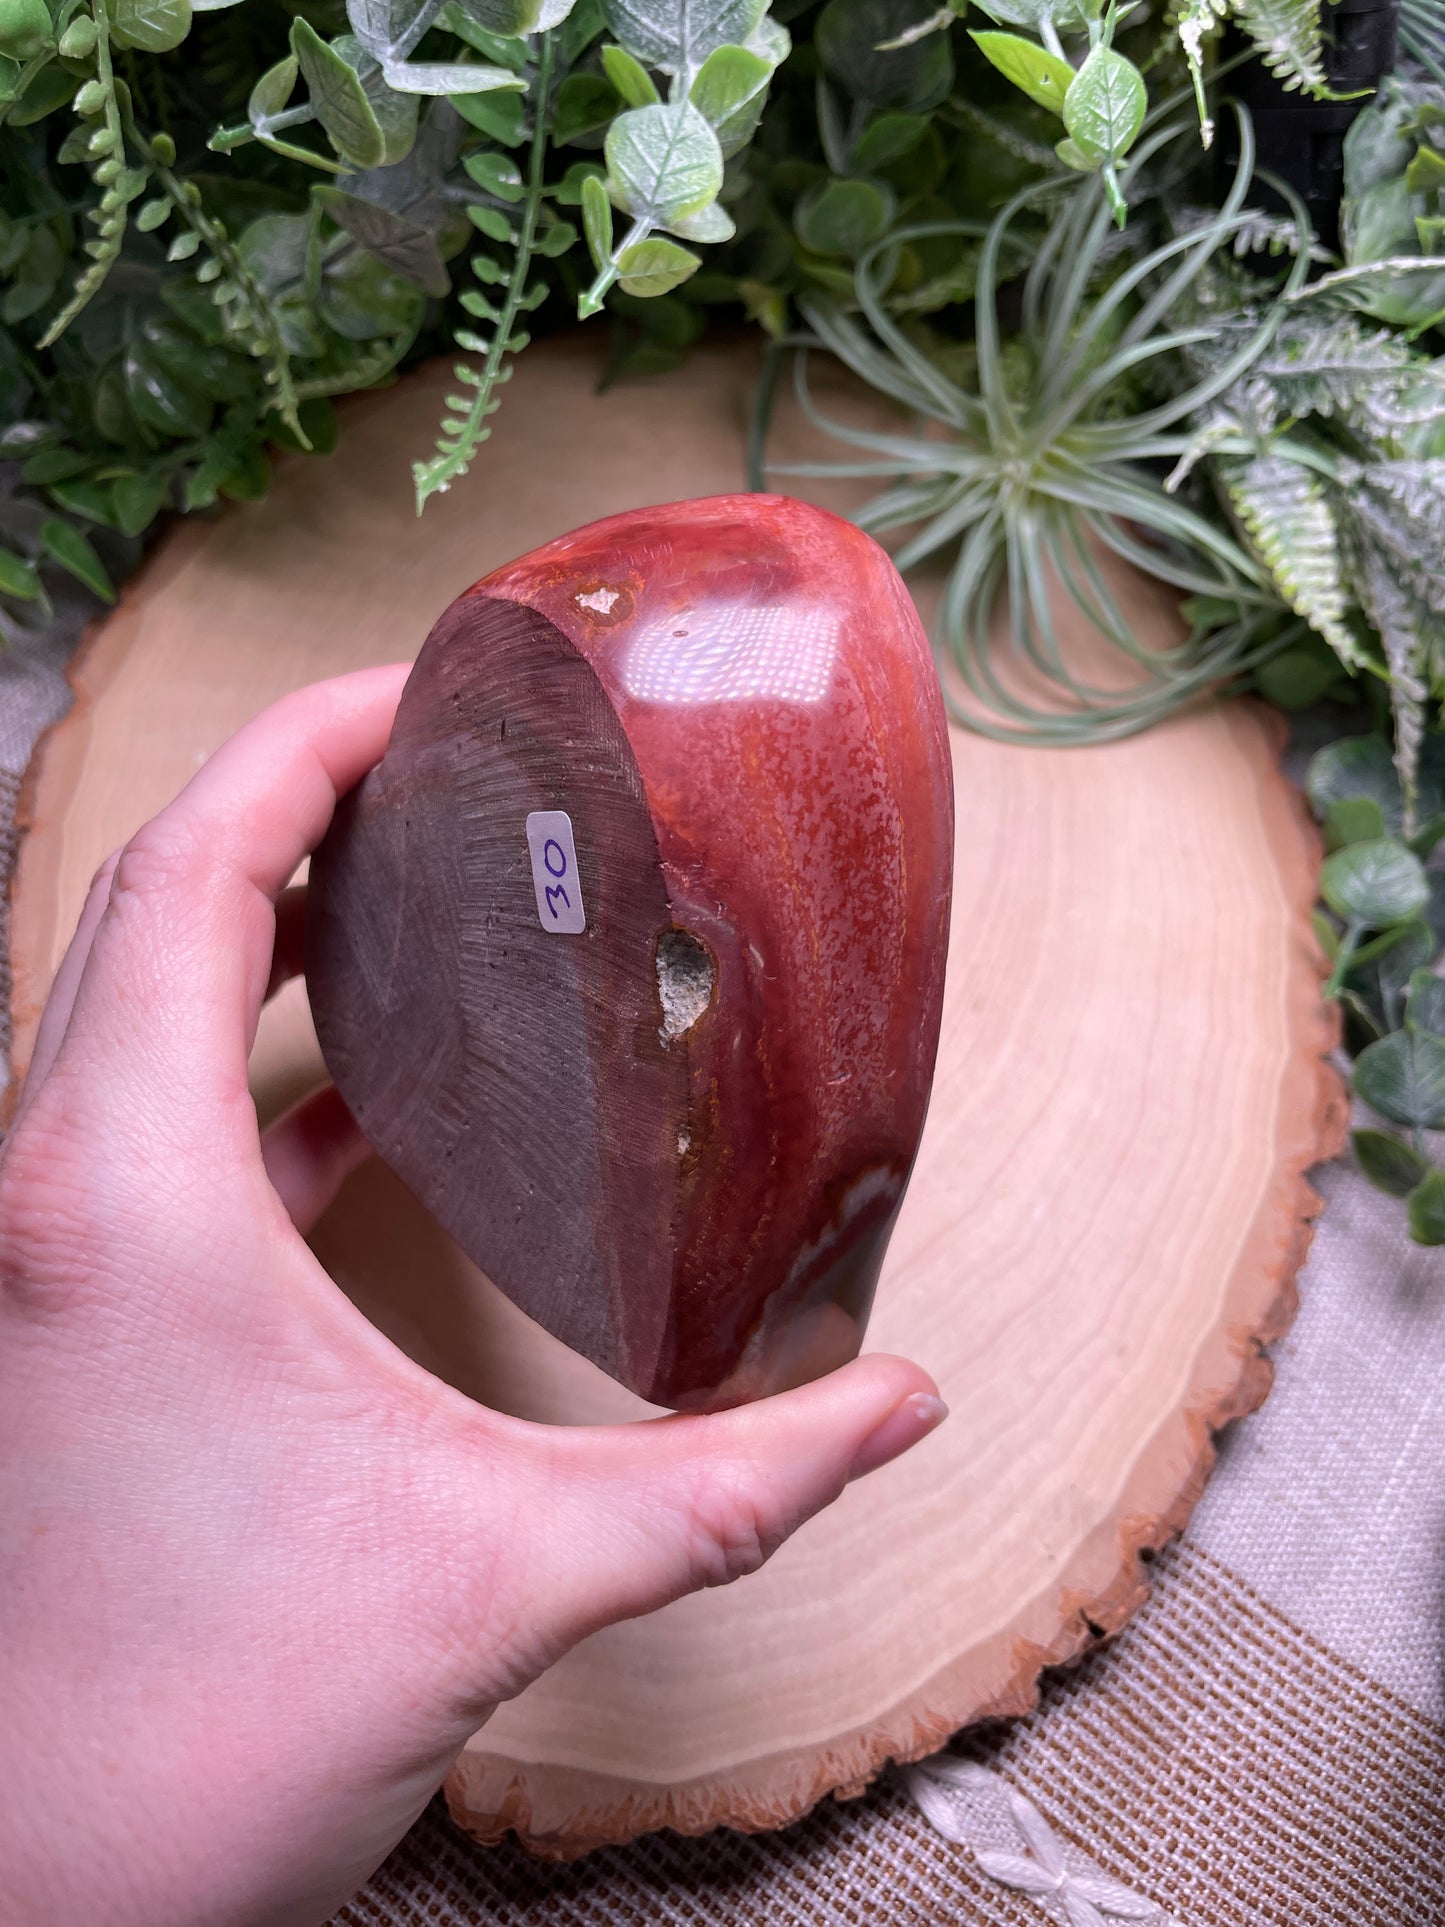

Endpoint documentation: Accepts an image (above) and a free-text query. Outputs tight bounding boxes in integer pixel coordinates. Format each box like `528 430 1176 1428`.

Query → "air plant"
761 107 1312 744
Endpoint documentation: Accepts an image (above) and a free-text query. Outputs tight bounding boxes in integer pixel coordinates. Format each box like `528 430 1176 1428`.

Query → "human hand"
0 668 946 1927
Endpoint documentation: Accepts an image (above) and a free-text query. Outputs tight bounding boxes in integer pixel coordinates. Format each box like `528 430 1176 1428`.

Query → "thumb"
503 1356 946 1668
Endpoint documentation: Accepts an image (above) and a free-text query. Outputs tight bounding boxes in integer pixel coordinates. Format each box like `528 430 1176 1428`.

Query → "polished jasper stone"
306 495 954 1411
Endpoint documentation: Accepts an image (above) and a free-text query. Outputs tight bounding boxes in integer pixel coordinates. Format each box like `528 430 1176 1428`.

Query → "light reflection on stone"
621 598 840 707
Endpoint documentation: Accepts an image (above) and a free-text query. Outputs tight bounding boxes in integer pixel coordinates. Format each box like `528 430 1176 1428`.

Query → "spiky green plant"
762 109 1309 743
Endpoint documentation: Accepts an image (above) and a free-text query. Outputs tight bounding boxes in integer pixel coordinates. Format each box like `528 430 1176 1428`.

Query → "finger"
17 847 121 1113
265 884 310 1005
260 1083 370 1235
54 665 410 1111
488 1355 947 1673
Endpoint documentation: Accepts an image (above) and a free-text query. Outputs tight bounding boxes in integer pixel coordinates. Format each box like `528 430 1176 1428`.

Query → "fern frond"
138 153 303 440
1230 210 1332 262
413 33 555 511
1224 450 1359 660
1254 315 1439 422
1348 459 1445 613
1165 406 1244 489
1344 519 1441 807
1235 0 1329 96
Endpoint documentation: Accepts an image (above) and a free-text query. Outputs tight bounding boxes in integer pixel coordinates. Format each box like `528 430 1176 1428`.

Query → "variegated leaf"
1343 517 1441 807
1236 0 1328 94
1224 452 1360 664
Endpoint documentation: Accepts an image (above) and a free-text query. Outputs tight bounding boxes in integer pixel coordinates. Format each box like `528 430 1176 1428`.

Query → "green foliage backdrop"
2 0 1444 1237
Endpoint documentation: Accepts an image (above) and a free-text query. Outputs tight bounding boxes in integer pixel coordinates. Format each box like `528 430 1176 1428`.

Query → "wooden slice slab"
6 336 1346 1858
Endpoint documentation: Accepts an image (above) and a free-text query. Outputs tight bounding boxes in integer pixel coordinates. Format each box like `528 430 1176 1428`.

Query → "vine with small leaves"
412 26 555 504
127 124 305 438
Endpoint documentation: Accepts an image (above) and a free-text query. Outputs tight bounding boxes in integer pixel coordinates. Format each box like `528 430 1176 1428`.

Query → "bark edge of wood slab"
304 493 955 1412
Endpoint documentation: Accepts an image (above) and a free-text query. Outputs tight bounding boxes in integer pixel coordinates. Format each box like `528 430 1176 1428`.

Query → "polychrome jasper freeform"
305 495 954 1410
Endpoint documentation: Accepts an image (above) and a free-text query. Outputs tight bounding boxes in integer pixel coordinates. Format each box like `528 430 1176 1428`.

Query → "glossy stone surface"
306 495 954 1410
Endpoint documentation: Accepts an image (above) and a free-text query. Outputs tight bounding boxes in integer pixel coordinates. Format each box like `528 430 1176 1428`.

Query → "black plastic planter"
1221 0 1401 250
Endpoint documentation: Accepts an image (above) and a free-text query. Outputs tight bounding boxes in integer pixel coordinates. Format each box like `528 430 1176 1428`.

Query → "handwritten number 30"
543 837 571 917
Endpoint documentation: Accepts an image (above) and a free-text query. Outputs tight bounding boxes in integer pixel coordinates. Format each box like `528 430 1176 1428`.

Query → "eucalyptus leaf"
1062 45 1145 165
601 42 658 105
383 56 523 93
1353 1027 1445 1129
851 111 930 168
249 54 300 128
1346 918 1437 1036
616 234 701 294
237 212 312 294
0 0 54 60
794 176 895 256
452 87 525 140
1352 1126 1430 1197
347 0 439 64
1320 838 1430 928
969 0 1088 30
453 0 577 28
605 99 723 227
669 198 735 241
970 30 1074 117
315 186 451 294
1408 969 1445 1038
690 44 772 155
604 0 765 80
553 71 622 143
1325 796 1386 848
1408 1169 1445 1245
319 246 426 337
7 62 77 124
334 34 420 163
1306 735 1405 835
1252 644 1343 709
292 20 387 168
110 0 192 54
441 5 527 61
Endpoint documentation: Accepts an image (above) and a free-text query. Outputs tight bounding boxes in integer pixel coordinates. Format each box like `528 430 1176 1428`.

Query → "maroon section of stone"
308 496 954 1410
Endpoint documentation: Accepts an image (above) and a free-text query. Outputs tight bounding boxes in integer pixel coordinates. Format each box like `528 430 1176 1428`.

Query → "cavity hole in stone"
656 928 714 1046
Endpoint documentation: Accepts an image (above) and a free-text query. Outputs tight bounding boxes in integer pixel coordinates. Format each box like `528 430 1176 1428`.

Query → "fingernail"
848 1392 948 1482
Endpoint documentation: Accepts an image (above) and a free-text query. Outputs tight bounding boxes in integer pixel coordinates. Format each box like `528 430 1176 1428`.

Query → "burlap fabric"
4 621 1441 1927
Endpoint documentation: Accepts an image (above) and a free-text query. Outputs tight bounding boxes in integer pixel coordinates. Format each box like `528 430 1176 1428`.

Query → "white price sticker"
525 810 586 934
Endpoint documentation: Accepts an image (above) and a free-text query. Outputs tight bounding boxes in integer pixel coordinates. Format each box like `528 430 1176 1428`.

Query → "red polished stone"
306 495 954 1411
